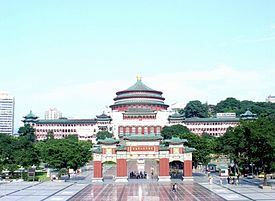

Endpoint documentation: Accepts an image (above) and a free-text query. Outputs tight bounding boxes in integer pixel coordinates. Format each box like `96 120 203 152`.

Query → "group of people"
129 171 147 179
227 175 239 185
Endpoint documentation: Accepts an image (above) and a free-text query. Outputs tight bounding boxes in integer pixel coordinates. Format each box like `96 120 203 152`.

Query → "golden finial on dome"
136 75 142 81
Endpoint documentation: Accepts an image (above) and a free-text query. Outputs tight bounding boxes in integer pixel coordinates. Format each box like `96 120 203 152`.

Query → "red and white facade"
93 137 194 182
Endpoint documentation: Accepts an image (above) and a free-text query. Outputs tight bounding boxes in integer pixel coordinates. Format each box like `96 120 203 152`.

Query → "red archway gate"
92 136 195 182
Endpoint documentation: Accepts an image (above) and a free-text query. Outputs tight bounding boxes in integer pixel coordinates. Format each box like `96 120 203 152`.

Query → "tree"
215 97 241 114
0 133 39 175
18 124 36 143
161 124 190 139
184 100 208 118
14 135 40 167
217 117 275 180
213 97 275 117
96 131 113 140
36 136 92 174
0 133 16 173
178 132 216 167
161 125 217 166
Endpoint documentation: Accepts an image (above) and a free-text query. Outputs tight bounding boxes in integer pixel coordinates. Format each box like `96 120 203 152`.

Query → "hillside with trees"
180 97 275 118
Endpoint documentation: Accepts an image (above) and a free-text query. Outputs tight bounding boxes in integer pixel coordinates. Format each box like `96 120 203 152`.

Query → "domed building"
110 77 171 139
110 76 169 111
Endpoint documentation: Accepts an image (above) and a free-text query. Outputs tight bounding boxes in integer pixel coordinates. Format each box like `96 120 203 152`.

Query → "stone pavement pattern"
69 182 226 201
201 182 275 201
1 175 275 201
0 181 88 201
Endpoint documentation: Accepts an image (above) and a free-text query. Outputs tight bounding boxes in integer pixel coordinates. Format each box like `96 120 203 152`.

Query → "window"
138 127 142 134
144 127 148 134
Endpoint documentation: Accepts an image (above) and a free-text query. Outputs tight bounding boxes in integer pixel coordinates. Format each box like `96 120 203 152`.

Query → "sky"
0 0 275 131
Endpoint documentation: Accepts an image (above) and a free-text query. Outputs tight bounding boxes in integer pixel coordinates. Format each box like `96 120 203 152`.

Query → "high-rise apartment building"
44 108 62 120
0 92 15 134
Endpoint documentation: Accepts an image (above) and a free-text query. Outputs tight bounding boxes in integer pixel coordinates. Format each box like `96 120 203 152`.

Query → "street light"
19 166 25 180
31 165 36 182
250 163 254 175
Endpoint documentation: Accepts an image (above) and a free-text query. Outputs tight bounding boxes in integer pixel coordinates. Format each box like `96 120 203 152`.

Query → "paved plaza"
69 182 225 201
1 174 275 201
0 181 88 201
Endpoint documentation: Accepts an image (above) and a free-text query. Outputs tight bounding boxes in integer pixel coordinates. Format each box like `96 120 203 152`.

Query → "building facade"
23 77 249 142
92 136 195 182
44 108 62 120
0 92 15 135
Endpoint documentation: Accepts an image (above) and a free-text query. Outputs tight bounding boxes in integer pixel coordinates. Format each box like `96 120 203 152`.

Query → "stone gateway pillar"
158 150 171 182
115 150 128 182
92 153 103 182
183 152 193 181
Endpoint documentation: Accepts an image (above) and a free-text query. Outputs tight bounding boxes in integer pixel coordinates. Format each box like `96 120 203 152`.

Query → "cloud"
24 65 275 121
146 66 274 105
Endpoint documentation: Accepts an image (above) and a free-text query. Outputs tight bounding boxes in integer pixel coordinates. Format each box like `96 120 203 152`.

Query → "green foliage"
161 125 217 166
161 124 190 139
57 168 68 179
184 100 208 118
217 117 275 173
0 133 39 174
18 124 36 143
215 98 275 117
36 136 92 171
103 161 116 164
35 171 49 182
96 131 113 140
178 132 217 166
215 97 241 114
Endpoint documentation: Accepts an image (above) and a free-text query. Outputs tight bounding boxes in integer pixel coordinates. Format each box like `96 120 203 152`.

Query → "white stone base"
115 176 128 182
158 176 171 182
182 176 194 181
92 177 103 182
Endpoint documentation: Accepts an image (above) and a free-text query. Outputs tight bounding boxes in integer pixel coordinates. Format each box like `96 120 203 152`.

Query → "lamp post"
250 163 254 175
19 166 24 180
31 165 36 182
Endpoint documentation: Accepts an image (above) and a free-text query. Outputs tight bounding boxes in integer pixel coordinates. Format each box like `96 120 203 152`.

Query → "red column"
116 151 128 182
184 160 192 177
93 161 102 178
117 159 127 177
159 158 169 176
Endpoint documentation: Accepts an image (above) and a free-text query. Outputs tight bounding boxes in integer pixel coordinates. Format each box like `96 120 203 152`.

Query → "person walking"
172 183 177 192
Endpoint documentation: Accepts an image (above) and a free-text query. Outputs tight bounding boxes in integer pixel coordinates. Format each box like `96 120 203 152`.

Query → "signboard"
28 168 35 177
131 146 154 151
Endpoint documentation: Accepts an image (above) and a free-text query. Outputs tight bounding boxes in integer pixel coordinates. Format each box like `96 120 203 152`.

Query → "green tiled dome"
110 78 169 110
